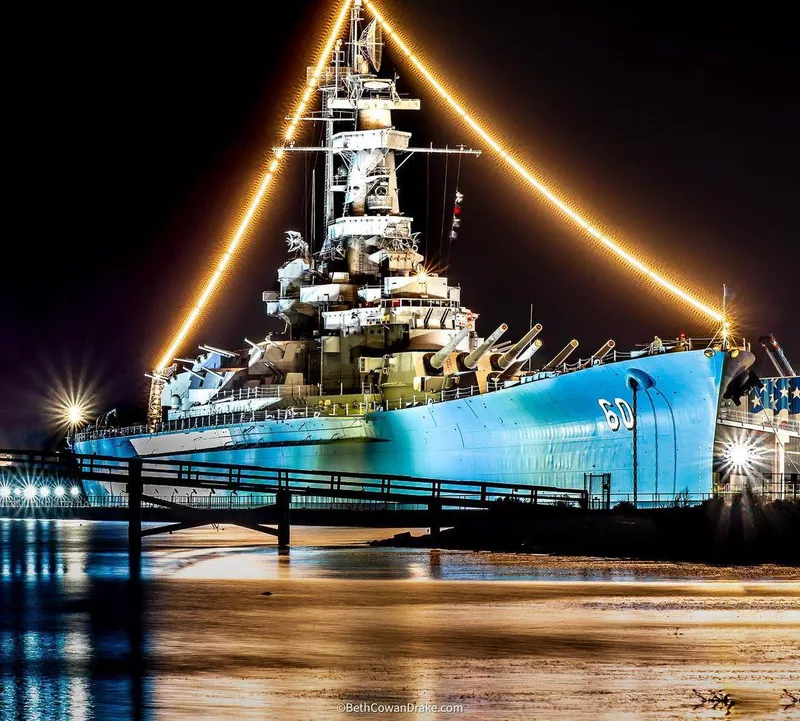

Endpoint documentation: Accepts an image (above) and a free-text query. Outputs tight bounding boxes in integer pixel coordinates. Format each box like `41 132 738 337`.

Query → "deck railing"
74 343 731 443
209 385 284 403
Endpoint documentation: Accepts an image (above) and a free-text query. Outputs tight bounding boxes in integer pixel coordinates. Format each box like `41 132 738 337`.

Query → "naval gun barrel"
428 327 471 371
245 337 265 366
591 339 615 361
497 339 543 381
181 365 205 381
199 344 237 358
543 339 579 371
496 324 543 370
461 323 508 369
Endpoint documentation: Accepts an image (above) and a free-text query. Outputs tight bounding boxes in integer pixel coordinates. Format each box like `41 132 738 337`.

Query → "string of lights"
154 0 354 372
363 0 723 324
155 0 725 375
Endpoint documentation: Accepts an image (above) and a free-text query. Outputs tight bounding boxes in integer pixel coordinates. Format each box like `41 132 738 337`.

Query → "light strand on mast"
363 0 723 323
154 0 354 371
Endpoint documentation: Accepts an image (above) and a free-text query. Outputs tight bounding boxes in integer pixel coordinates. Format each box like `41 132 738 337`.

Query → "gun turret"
497 339 543 381
426 327 471 372
494 324 543 370
543 339 579 371
459 324 508 370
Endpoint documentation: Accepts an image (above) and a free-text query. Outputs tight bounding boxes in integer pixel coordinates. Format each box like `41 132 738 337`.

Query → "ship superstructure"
159 5 491 419
73 3 791 506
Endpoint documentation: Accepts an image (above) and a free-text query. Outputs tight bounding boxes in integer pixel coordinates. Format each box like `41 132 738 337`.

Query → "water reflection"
0 520 798 720
0 520 146 720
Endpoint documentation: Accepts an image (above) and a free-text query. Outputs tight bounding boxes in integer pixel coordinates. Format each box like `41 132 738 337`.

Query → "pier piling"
277 489 291 550
127 458 143 569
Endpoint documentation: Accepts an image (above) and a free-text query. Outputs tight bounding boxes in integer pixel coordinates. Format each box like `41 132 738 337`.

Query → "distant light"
39 486 50 498
728 444 749 468
61 400 91 429
70 486 81 497
23 485 37 500
724 440 757 471
13 488 21 497
47 380 99 436
68 405 84 424
54 486 65 497
363 0 723 324
0 486 10 498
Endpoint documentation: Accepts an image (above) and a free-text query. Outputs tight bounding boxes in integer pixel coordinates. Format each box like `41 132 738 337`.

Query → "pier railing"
1 449 589 510
718 407 800 436
0 493 431 512
2 450 795 514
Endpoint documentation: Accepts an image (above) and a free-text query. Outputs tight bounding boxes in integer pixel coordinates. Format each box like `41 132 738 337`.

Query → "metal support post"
277 489 291 550
127 458 143 569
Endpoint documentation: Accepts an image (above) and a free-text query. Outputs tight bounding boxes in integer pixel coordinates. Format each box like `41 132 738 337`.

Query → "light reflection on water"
0 519 798 720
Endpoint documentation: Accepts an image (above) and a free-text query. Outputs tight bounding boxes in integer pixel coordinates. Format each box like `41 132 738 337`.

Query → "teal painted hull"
76 350 729 503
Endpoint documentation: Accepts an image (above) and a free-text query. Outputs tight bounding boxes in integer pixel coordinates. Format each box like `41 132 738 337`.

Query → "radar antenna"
358 19 383 72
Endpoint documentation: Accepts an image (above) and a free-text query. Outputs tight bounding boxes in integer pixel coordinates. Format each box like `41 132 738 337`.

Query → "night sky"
3 1 797 447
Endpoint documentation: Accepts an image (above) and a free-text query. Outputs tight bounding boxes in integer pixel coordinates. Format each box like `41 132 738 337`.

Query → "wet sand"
1 521 798 719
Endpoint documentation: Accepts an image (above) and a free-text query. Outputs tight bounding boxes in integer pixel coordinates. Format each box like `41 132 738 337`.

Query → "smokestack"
495 324 543 370
543 339 579 371
460 323 508 370
427 327 471 371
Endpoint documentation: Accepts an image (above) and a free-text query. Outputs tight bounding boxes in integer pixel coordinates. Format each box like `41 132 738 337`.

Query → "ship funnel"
543 339 579 371
497 339 543 381
428 327 471 371
461 324 508 370
591 339 615 362
496 324 543 370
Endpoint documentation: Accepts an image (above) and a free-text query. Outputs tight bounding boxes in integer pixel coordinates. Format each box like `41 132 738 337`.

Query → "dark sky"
3 1 797 447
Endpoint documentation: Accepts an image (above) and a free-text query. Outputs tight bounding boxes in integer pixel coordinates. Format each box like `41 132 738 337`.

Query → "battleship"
73 3 798 505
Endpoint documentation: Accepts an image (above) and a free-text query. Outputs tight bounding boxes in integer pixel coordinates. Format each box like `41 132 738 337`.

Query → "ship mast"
282 0 478 282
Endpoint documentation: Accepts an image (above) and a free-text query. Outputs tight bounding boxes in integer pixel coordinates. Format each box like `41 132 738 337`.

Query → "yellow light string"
364 0 723 323
155 0 354 371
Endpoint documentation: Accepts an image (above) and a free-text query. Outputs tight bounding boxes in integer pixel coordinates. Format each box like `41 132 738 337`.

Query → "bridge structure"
0 450 587 555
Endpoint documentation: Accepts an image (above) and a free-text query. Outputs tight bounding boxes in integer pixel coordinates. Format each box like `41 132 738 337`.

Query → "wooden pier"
0 450 587 554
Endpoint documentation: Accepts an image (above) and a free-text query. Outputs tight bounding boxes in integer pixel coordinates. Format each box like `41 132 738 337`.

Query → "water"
1 520 798 719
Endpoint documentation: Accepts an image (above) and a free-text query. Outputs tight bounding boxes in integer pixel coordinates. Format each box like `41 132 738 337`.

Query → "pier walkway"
0 450 586 552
